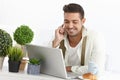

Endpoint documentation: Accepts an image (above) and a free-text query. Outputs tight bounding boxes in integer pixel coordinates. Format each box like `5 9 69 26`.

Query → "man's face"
64 13 85 37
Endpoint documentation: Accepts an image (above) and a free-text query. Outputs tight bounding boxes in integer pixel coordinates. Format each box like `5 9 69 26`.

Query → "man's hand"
52 25 65 48
66 66 72 72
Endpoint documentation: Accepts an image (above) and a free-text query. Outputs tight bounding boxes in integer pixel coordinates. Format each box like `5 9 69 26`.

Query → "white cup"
88 61 98 75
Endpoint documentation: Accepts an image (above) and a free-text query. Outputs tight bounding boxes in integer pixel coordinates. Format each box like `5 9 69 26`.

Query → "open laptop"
26 44 83 79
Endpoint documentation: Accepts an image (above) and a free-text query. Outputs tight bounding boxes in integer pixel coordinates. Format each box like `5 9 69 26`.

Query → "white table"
1 57 64 80
1 57 120 80
1 71 120 80
0 71 65 80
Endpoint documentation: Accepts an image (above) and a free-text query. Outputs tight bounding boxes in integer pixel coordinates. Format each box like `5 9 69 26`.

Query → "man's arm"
90 32 106 76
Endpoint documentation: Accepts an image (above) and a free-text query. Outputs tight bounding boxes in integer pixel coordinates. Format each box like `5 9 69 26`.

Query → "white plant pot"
21 45 28 57
0 57 5 70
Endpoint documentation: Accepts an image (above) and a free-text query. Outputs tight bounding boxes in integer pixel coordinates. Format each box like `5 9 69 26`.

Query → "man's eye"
64 22 69 23
73 22 77 24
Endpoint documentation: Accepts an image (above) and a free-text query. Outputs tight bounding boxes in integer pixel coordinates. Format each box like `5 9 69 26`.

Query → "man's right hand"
52 25 65 48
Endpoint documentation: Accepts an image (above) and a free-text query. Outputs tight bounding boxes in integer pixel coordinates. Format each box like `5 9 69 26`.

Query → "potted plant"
0 29 12 70
14 25 34 45
27 58 43 75
7 47 23 72
13 25 34 71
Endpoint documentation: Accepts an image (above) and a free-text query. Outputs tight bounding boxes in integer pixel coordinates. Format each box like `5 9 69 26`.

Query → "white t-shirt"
64 36 83 66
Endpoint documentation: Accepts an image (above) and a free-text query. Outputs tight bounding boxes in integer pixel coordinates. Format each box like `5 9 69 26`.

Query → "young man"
52 3 105 78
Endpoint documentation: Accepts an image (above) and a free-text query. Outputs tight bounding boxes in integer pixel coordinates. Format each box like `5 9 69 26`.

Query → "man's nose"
68 22 73 28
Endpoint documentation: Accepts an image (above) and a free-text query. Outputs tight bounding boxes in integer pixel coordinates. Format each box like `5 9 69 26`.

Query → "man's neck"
68 32 82 47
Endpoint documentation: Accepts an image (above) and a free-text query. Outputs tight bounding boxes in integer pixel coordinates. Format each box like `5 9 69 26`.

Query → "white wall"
0 0 120 73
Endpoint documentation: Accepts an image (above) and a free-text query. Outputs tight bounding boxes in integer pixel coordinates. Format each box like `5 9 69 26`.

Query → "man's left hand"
66 66 72 72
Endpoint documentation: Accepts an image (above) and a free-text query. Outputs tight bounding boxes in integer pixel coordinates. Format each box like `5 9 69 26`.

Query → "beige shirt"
64 27 106 76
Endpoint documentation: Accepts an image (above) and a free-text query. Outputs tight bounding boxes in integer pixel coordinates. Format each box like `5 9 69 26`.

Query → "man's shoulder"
86 28 103 37
86 28 105 41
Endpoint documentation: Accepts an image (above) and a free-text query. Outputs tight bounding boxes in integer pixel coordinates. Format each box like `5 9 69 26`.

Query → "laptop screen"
26 44 67 79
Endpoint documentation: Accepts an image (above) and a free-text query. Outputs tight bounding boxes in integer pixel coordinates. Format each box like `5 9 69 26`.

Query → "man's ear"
82 18 86 24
